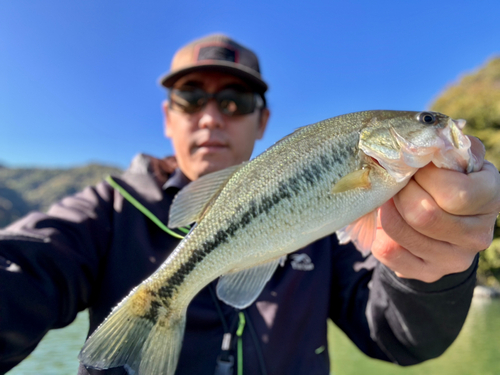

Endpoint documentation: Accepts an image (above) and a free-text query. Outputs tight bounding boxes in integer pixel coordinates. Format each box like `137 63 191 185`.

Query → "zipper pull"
214 333 234 375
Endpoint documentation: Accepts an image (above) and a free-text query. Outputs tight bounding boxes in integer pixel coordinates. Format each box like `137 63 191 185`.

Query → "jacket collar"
163 168 191 192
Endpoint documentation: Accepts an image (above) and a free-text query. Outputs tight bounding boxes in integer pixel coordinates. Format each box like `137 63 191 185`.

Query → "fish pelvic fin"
336 209 378 255
79 287 186 375
217 257 283 309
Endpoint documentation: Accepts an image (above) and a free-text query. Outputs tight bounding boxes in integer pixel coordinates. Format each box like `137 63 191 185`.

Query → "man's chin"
197 159 239 177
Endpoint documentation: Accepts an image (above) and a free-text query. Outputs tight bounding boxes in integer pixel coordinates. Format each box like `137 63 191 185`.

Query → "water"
329 298 500 375
7 299 500 374
7 310 89 374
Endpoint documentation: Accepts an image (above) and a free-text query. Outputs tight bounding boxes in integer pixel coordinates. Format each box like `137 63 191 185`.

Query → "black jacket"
0 155 477 375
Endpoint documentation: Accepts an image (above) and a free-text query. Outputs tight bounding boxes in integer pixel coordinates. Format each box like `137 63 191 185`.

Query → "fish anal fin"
336 209 378 255
216 258 282 309
332 168 371 194
168 163 246 229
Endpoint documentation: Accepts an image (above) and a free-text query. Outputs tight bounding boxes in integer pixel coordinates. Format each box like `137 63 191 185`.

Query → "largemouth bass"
79 110 472 375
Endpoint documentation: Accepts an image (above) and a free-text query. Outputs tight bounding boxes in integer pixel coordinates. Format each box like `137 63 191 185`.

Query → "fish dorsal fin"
336 209 378 256
168 163 245 229
216 258 283 309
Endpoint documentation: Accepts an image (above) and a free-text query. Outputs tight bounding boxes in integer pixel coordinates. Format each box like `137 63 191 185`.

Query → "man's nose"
198 100 224 129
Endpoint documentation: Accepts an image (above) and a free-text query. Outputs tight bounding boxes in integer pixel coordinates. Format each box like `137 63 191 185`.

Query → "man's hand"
372 137 500 283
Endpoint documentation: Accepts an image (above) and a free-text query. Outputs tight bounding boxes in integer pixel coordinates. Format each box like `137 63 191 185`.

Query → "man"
0 34 499 375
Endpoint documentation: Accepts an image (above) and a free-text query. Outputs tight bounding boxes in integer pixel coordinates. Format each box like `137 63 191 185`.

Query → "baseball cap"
159 34 268 93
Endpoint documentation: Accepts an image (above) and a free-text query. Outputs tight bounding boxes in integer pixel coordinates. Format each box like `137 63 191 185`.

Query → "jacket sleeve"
329 241 477 366
0 181 115 374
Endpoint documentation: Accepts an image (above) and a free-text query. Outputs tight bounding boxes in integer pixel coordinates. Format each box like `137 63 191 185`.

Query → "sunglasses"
169 87 263 116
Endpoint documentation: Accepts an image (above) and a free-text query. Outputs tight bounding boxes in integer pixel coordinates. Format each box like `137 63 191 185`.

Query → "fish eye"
418 112 437 125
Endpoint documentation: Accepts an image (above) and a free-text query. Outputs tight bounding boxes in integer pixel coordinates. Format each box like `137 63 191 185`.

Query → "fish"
79 110 473 375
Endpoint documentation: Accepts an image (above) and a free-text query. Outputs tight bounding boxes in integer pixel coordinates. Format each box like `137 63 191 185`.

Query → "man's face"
164 71 269 181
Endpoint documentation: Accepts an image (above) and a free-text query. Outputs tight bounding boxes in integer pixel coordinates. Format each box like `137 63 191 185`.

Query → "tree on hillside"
430 56 500 286
0 164 121 228
0 185 32 228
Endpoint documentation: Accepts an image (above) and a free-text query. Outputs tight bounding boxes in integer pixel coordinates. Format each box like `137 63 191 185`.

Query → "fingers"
392 179 496 251
415 136 496 215
413 161 500 216
371 136 499 283
372 200 478 283
371 228 428 281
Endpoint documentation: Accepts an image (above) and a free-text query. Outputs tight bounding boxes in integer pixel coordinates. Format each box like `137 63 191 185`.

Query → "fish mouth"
453 118 467 130
430 118 472 172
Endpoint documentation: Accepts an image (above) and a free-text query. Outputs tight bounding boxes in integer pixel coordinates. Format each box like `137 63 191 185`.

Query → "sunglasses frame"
169 87 264 116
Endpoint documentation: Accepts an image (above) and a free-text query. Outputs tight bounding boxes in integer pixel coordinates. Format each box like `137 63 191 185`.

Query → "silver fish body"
79 110 472 375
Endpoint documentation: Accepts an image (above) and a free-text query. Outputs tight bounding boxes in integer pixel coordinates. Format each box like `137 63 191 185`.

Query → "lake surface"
7 298 500 374
330 297 500 375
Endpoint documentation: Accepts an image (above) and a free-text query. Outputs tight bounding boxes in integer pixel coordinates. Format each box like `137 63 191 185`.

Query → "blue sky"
1 1 499 169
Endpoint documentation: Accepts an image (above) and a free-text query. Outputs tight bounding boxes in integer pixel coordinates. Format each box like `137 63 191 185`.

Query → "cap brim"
159 61 268 93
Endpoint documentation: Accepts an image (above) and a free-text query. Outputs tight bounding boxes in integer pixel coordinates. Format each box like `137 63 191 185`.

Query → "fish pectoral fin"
331 168 371 194
217 258 282 309
336 209 378 255
168 163 246 228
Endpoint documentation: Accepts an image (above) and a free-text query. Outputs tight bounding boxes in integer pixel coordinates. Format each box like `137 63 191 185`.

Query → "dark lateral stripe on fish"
145 149 349 320
153 196 289 309
142 299 162 322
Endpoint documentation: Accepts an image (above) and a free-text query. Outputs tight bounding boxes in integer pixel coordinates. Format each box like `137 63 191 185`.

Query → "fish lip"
453 118 467 130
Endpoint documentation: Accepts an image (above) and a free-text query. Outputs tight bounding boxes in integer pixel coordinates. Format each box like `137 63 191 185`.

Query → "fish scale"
79 110 472 375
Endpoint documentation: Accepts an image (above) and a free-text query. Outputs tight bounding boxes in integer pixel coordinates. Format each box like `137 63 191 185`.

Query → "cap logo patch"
196 43 239 63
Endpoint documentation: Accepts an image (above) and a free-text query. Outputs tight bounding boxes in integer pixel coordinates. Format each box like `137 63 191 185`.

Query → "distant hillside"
0 164 122 228
0 185 31 228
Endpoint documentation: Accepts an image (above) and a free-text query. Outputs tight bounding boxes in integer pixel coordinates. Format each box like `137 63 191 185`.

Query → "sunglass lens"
170 88 207 113
170 88 258 116
217 90 255 116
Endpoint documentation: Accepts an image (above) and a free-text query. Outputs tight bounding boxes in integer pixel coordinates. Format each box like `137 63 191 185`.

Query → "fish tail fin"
79 291 186 375
138 313 186 375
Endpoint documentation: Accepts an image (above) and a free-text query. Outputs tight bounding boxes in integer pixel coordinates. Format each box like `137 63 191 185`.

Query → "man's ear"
163 100 172 138
257 108 270 140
